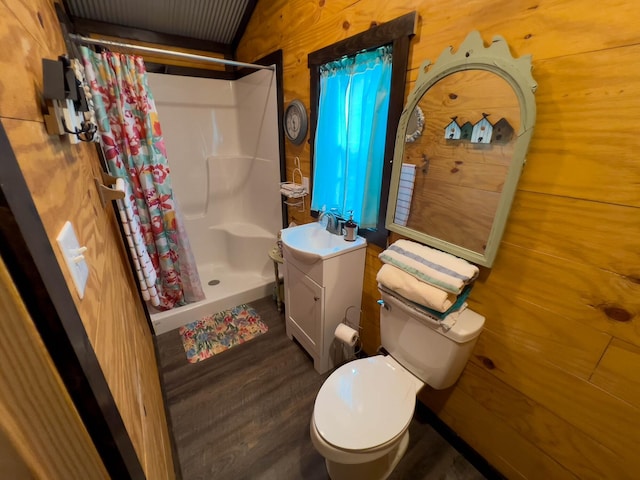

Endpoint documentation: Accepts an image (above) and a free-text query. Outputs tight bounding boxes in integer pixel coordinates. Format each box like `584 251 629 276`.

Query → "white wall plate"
56 221 89 299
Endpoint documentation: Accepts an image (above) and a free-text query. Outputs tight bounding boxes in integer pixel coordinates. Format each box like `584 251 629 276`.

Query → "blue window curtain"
311 45 393 228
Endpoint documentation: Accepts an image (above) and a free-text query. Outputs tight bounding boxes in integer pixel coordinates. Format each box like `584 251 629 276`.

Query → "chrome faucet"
319 211 341 235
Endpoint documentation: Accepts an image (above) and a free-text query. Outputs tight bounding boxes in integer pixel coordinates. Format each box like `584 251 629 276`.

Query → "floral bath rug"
179 304 268 363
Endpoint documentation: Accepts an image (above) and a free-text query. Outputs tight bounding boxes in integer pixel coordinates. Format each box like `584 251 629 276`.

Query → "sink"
281 222 367 264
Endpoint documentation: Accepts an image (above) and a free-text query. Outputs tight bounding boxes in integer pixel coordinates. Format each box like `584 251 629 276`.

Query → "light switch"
56 221 89 299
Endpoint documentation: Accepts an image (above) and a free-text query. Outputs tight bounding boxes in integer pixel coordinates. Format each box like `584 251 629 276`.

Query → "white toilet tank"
379 289 485 389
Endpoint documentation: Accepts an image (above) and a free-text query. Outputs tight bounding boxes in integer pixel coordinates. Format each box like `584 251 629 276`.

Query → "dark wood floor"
156 296 488 480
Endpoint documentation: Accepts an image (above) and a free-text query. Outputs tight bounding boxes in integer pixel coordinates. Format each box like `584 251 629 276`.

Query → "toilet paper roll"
334 323 359 347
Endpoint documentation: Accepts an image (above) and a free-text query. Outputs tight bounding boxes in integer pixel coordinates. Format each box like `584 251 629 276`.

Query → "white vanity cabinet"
282 235 366 374
285 262 324 357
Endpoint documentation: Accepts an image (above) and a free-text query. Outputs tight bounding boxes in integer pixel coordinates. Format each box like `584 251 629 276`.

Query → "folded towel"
378 284 466 330
418 283 472 320
376 264 456 313
379 239 479 294
280 182 305 193
280 187 306 198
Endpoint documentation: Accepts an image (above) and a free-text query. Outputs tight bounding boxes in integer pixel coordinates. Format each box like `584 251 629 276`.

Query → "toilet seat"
313 355 417 451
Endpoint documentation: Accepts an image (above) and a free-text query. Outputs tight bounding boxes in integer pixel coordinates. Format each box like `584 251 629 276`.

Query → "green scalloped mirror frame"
386 31 537 267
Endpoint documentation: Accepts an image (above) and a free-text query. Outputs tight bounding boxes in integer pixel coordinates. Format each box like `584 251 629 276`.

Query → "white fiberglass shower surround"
147 69 282 334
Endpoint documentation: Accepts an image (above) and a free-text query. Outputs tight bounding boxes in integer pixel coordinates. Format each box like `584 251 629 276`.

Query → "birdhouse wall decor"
460 121 473 141
444 116 461 140
443 114 509 144
491 118 514 143
471 113 493 144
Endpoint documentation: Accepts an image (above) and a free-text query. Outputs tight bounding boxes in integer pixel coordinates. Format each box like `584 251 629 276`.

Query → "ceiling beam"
231 0 258 52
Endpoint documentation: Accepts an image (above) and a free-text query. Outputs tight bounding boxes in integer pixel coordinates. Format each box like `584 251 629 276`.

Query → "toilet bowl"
310 355 424 480
310 288 485 479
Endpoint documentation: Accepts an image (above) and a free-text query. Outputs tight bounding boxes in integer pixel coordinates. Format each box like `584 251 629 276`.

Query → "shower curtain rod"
68 33 275 71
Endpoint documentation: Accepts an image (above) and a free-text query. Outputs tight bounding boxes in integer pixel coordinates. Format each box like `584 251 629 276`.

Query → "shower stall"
147 68 283 334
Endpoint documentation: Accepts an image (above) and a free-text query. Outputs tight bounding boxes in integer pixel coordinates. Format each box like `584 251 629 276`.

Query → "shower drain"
208 279 220 286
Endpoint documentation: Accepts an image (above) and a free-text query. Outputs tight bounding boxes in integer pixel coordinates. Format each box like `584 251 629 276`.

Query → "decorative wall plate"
284 99 308 145
405 106 425 142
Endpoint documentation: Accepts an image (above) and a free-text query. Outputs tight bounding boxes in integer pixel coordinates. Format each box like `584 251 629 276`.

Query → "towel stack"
376 239 479 324
280 182 306 198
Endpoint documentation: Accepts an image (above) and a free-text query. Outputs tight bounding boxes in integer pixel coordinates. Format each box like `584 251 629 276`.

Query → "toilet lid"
313 356 416 450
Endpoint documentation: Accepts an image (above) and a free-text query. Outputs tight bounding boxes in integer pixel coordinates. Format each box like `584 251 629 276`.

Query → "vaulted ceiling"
63 0 258 56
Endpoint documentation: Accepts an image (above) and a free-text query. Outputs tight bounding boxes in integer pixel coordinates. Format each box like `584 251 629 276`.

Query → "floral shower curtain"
80 47 204 310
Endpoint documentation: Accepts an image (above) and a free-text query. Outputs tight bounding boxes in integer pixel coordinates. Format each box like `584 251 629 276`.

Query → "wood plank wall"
237 0 640 478
0 1 175 478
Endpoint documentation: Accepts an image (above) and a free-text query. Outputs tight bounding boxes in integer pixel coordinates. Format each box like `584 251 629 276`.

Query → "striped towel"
115 179 160 307
393 163 416 226
379 239 479 294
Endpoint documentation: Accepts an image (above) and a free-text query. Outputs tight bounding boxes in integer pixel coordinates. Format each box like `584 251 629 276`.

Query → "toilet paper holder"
342 305 362 332
335 305 362 356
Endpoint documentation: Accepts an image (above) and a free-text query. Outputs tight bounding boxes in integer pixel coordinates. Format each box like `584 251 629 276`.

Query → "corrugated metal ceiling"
65 0 253 46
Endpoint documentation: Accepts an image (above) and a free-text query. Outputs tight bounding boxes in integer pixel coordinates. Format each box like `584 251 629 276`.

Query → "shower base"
150 263 274 335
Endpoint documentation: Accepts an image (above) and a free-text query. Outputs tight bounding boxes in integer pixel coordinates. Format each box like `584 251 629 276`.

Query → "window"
312 45 392 229
308 12 416 248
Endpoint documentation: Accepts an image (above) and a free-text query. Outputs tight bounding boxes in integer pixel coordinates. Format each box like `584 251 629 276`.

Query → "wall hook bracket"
94 172 125 206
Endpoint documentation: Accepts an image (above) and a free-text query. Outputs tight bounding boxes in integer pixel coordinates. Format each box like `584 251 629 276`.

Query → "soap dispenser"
343 212 358 242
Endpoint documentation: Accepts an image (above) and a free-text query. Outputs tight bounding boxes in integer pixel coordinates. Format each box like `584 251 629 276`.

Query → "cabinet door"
286 263 324 354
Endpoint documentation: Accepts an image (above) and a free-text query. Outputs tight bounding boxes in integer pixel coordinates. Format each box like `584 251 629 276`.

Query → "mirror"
386 31 537 267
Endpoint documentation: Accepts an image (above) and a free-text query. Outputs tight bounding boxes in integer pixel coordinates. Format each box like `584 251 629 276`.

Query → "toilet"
310 288 485 480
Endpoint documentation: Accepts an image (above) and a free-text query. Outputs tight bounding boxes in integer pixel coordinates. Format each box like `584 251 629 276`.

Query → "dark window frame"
307 12 417 248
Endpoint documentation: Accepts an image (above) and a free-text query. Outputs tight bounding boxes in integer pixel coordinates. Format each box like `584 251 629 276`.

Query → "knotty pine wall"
0 1 174 478
237 1 640 478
